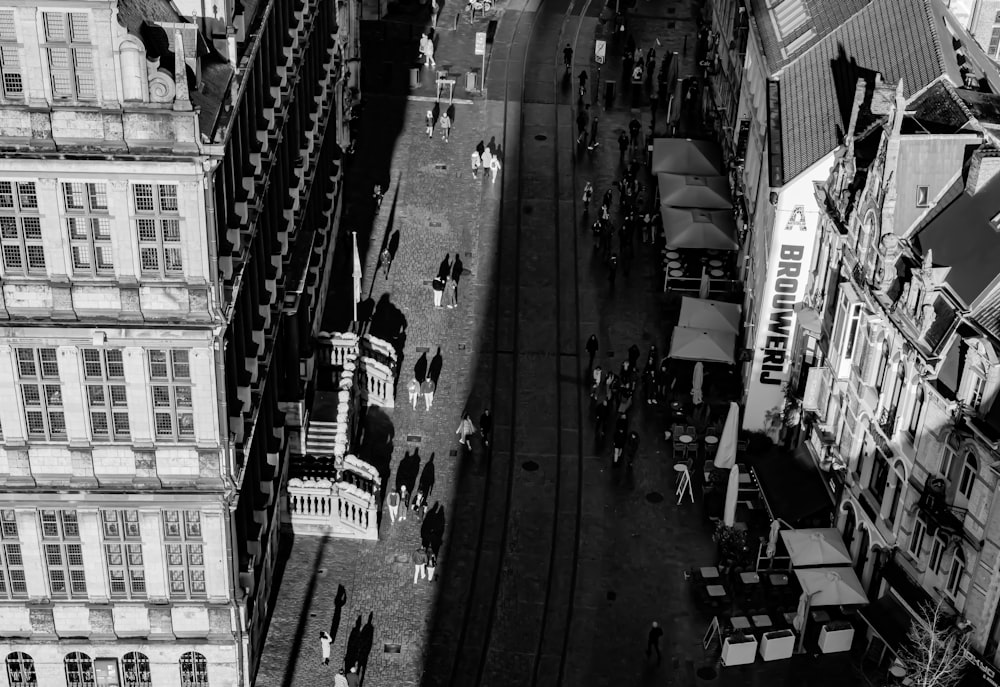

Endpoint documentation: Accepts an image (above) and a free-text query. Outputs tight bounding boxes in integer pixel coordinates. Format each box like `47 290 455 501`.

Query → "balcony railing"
878 406 897 437
917 477 972 543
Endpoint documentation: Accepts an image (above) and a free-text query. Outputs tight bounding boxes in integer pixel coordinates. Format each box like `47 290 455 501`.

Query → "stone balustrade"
285 453 379 539
361 357 395 408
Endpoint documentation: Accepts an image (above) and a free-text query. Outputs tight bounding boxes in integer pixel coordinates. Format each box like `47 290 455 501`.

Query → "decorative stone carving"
173 30 192 112
147 57 176 104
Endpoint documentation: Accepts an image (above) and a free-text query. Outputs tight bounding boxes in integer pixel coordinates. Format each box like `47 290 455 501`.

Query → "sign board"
475 32 486 56
595 39 606 64
702 616 720 650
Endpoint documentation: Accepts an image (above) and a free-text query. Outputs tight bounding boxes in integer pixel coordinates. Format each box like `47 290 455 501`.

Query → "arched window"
6 652 36 686
179 652 208 687
947 548 966 597
959 452 978 500
875 342 890 390
887 461 906 527
890 364 905 412
908 386 925 436
123 652 151 687
64 652 94 687
842 506 857 552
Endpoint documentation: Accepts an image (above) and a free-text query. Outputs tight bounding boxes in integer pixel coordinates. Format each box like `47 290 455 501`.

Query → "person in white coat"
456 414 476 448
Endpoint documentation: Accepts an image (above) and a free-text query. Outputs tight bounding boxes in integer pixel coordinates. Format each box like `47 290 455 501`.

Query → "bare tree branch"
897 600 969 687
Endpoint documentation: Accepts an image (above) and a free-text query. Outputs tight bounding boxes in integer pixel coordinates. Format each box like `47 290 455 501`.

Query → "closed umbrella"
692 362 704 405
723 465 739 526
766 519 782 558
713 401 739 469
699 266 711 299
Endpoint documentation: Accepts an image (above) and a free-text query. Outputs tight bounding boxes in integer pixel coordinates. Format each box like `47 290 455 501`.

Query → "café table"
679 434 694 445
769 573 789 586
665 250 680 260
708 259 723 268
731 616 751 630
710 268 725 278
707 584 727 597
670 269 684 277
667 260 682 269
700 566 720 579
705 436 719 447
752 615 773 629
740 572 760 584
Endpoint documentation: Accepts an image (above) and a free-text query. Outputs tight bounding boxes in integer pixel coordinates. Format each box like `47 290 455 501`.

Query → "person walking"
563 43 573 71
588 115 600 151
480 408 493 447
643 346 658 404
613 420 627 464
489 154 501 183
471 150 482 179
625 431 640 469
481 147 493 181
380 247 392 280
629 116 641 149
408 378 420 408
617 131 629 161
425 110 435 138
439 111 452 143
594 397 609 442
387 488 400 523
412 546 428 583
586 334 599 369
320 631 333 665
346 666 360 687
591 365 604 400
334 669 349 687
647 621 663 663
442 275 457 308
421 378 436 410
628 343 641 369
608 253 618 287
420 33 436 67
432 274 445 308
576 106 589 145
426 549 438 581
456 413 476 448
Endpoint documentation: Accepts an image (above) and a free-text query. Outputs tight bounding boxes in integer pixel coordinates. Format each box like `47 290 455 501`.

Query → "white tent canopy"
713 401 739 469
781 528 852 567
678 297 741 334
668 327 736 363
651 138 724 175
660 208 739 250
657 174 733 209
794 568 869 607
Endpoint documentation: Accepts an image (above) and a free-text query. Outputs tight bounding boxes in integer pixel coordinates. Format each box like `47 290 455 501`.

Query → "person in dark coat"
437 254 451 280
479 409 493 448
427 503 446 555
613 424 628 464
628 344 641 369
594 397 610 442
344 615 362 672
618 132 629 160
586 334 599 369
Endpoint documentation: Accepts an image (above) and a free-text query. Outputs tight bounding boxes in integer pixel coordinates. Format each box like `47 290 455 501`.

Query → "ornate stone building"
0 0 357 685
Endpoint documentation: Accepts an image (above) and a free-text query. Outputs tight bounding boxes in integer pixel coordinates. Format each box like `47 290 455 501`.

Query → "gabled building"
791 75 1000 679
0 0 356 685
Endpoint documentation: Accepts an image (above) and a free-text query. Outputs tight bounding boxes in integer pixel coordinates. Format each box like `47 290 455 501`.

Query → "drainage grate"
430 221 442 227
406 435 421 443
465 252 473 257
422 280 432 285
534 134 547 141
449 449 458 457
646 492 664 504
522 460 539 471
434 164 447 170
416 346 430 353
384 643 401 654
458 344 466 351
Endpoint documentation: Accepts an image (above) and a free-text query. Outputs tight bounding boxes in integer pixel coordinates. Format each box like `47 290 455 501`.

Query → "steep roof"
911 157 1000 307
778 0 954 180
747 0 874 72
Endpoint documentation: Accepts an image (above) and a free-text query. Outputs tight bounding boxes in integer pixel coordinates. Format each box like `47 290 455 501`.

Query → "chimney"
967 147 1000 194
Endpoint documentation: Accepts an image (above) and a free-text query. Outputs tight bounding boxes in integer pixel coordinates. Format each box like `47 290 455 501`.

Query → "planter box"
758 629 795 661
721 635 758 666
817 624 854 654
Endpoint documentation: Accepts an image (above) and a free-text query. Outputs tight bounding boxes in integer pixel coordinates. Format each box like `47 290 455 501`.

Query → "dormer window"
969 373 986 410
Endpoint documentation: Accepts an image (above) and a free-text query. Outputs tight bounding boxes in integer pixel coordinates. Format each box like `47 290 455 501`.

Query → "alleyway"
254 0 867 686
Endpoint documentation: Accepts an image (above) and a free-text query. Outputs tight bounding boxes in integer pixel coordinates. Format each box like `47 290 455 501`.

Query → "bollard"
409 67 420 89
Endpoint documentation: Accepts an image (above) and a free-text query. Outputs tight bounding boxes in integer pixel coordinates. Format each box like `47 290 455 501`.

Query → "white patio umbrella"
794 568 869 607
723 465 739 526
713 401 739 469
699 266 711 299
692 362 704 405
780 528 852 567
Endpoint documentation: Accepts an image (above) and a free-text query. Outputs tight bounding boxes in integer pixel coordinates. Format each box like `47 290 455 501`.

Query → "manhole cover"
606 590 616 601
696 667 717 680
534 134 547 141
646 492 664 503
318 568 326 574
309 612 317 617
458 344 466 350
522 460 539 471
523 205 533 214
434 164 447 170
406 435 421 442
384 643 401 653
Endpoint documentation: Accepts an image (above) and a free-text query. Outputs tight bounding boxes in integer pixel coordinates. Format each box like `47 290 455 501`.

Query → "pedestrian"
647 621 663 663
421 378 435 409
594 398 609 441
421 33 436 67
334 669 349 687
398 484 409 520
456 413 476 448
320 631 332 665
586 334 599 368
381 247 392 280
563 43 573 70
490 154 501 183
603 187 613 208
613 423 627 464
425 110 434 138
439 111 452 142
618 131 629 161
387 488 400 522
442 275 457 308
437 254 451 280
412 546 428 583
643 346 658 404
608 253 618 287
657 358 671 402
582 181 593 210
628 343 641 369
578 69 588 97
625 431 640 469
481 147 493 180
588 116 599 150
471 150 482 178
373 183 384 211
431 0 440 26
576 106 589 144
426 549 438 581
346 665 360 687
432 274 445 308
591 365 604 399
480 408 492 447
629 116 641 149
408 378 420 408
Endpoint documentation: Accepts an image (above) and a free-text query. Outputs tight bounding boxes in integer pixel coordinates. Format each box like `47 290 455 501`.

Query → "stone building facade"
0 0 357 685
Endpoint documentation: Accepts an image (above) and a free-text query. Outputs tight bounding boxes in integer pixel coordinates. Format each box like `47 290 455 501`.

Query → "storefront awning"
751 444 833 525
651 138 724 175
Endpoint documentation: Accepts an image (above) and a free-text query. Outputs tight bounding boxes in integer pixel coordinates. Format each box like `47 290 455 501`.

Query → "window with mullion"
163 510 204 599
133 184 182 278
0 11 23 100
82 349 129 440
0 181 43 276
64 182 112 276
45 542 86 598
16 347 63 439
0 543 27 599
43 12 94 101
149 350 193 440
